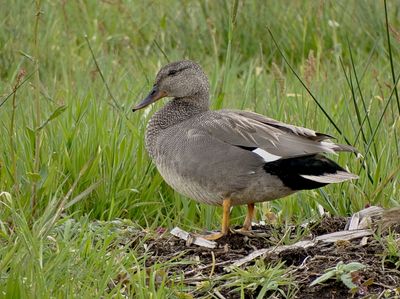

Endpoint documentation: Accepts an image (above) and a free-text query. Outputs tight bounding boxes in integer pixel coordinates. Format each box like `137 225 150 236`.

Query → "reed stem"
31 0 42 215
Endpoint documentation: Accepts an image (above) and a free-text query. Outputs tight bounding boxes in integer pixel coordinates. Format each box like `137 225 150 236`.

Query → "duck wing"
197 109 357 160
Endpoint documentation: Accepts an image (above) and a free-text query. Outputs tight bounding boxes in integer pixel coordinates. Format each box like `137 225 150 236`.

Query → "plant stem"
384 0 400 114
218 0 239 109
10 70 25 195
31 0 42 216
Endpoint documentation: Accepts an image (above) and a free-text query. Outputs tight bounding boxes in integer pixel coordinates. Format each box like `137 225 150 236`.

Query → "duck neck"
153 94 209 128
145 94 209 158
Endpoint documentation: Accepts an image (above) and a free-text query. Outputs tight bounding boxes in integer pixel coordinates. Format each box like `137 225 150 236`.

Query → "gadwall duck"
133 60 358 240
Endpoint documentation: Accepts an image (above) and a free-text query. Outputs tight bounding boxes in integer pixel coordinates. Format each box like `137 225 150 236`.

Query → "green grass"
0 0 399 297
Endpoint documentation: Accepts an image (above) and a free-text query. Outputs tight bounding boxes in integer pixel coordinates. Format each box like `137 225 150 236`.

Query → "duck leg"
201 198 231 240
242 203 255 231
232 203 255 235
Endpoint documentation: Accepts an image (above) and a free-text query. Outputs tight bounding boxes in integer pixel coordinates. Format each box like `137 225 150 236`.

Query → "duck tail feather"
300 171 359 184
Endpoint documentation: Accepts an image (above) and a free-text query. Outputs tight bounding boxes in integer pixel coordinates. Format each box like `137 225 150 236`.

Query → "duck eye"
168 69 178 76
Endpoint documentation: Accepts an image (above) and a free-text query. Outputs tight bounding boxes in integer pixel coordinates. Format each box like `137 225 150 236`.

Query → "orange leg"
242 203 255 231
201 198 231 240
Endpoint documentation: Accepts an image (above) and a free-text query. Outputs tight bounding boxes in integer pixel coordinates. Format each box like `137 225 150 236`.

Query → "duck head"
132 60 209 112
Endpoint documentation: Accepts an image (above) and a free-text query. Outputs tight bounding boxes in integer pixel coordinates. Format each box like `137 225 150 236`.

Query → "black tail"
263 154 356 190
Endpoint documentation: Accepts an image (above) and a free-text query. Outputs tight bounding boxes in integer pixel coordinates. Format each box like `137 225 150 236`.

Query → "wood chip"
358 206 384 218
317 204 326 216
170 227 216 249
360 236 369 246
358 216 372 229
316 229 373 242
348 212 360 230
346 206 384 230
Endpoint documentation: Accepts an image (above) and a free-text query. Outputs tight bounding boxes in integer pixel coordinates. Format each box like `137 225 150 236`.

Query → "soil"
137 216 400 298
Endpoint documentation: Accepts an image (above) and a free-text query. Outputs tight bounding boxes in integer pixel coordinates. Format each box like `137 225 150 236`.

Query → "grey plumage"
133 60 358 208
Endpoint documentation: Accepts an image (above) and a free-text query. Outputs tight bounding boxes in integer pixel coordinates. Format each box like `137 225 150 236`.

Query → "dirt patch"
139 216 400 298
309 216 348 235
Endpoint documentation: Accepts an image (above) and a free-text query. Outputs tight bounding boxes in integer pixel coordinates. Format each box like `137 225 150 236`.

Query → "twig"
209 251 216 278
183 260 232 276
214 289 227 299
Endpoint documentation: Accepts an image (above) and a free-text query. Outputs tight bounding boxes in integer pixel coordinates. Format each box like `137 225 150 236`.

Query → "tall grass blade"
31 0 42 215
384 0 400 114
365 73 400 159
216 0 240 109
84 35 121 111
347 40 378 158
267 28 352 146
339 58 367 147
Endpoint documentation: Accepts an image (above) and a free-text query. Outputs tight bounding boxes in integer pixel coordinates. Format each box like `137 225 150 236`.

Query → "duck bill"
132 86 167 112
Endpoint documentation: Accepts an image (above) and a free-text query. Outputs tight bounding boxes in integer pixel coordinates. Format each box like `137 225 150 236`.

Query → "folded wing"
198 109 357 159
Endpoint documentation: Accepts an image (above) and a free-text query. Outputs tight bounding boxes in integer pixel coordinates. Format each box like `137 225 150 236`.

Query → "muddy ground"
135 216 400 298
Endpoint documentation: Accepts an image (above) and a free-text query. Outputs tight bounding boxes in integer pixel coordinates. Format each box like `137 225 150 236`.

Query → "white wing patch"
252 148 281 162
